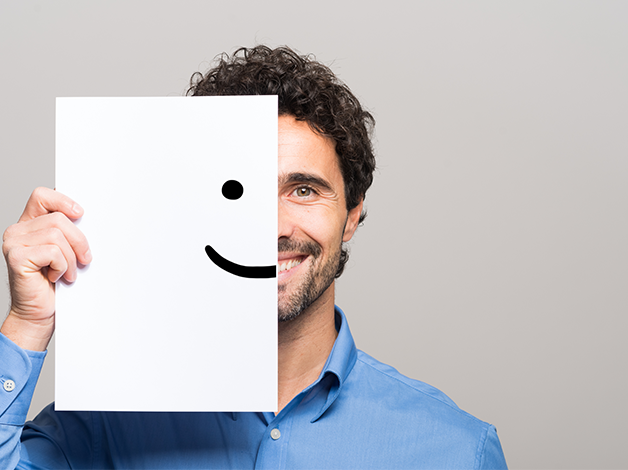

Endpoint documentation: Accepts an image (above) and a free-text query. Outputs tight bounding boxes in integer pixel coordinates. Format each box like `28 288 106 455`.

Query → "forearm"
0 332 47 469
1 313 54 353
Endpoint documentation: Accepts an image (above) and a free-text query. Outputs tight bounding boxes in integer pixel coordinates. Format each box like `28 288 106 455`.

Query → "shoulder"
354 349 464 409
347 350 490 440
355 349 459 406
328 350 507 468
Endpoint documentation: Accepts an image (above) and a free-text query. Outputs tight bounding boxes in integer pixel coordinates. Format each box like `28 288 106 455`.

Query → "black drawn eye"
222 180 244 200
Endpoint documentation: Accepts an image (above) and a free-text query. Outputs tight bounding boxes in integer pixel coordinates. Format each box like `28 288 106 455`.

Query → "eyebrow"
279 172 334 193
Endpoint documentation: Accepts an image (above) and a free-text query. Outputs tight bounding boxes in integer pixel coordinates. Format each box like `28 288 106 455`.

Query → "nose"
278 198 296 240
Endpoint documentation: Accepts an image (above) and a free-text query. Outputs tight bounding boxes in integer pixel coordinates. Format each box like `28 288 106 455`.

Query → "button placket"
254 412 295 469
3 379 16 392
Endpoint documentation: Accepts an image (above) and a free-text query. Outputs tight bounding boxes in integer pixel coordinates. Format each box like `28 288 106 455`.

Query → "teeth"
279 258 303 273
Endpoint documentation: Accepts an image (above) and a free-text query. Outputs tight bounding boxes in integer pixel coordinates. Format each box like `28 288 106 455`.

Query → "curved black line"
205 245 276 279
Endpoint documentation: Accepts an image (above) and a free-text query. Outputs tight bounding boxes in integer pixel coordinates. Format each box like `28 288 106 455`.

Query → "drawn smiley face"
204 179 276 279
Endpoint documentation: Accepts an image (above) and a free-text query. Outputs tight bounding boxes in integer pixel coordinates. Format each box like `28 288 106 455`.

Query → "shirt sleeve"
478 424 508 470
0 332 46 469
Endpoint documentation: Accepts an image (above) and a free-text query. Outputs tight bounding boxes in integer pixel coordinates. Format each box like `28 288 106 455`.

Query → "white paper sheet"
55 96 278 411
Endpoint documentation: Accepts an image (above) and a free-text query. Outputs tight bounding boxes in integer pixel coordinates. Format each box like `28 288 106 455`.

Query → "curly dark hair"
187 45 376 277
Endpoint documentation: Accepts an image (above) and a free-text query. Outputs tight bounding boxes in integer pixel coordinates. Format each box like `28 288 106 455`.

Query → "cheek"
280 197 348 247
304 209 346 248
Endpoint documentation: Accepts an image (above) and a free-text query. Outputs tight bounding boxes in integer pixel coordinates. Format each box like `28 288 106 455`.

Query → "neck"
276 283 338 413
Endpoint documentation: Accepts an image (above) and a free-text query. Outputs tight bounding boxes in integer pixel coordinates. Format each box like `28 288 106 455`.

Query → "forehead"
278 115 342 186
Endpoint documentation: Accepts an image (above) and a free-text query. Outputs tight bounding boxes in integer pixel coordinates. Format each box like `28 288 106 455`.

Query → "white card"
55 96 278 412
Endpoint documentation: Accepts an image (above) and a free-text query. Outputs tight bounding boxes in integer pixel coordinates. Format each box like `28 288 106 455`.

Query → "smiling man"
0 46 507 468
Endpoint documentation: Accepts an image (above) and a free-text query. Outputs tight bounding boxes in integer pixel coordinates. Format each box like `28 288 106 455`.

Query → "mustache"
278 238 321 258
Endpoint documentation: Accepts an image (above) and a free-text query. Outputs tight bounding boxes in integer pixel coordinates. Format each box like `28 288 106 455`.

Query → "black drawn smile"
205 245 276 279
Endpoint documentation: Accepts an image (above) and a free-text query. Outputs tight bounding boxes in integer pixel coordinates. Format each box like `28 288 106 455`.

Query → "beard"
278 237 341 322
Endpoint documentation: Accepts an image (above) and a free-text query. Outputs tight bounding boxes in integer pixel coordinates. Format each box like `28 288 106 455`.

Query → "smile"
279 257 304 273
205 245 276 279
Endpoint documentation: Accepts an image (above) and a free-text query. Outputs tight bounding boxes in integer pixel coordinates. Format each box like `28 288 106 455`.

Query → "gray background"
1 1 626 469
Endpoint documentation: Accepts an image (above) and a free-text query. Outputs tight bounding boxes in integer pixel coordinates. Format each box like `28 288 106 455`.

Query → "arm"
2 187 92 351
0 187 92 468
479 425 508 470
0 333 46 469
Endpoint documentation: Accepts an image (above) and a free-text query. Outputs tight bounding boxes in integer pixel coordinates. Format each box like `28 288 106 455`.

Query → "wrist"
0 312 54 352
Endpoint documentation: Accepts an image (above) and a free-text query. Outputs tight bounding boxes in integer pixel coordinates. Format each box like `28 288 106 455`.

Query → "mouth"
205 245 276 279
278 255 306 274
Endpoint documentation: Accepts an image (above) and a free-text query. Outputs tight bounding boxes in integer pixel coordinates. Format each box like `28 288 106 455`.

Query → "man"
1 46 507 468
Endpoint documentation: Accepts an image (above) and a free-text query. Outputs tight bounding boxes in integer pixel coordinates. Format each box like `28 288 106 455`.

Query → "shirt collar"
306 305 358 422
229 306 358 423
322 306 358 387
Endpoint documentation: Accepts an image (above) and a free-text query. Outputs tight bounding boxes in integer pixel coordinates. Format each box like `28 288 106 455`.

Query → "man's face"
277 115 362 321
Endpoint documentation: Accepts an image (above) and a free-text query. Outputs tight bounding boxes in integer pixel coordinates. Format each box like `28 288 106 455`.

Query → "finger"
18 187 83 223
5 212 92 265
7 245 69 284
6 228 79 282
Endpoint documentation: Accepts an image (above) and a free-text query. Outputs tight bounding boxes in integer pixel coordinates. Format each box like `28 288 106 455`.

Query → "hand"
1 187 92 351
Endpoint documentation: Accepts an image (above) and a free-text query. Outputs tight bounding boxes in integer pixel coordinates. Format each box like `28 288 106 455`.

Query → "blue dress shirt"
0 307 507 469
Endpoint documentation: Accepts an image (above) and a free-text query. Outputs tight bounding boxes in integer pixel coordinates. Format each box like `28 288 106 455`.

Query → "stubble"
277 238 341 322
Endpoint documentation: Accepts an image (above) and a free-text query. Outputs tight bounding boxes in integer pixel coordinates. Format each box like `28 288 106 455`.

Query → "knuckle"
54 247 69 267
48 243 61 255
46 226 64 241
5 246 21 265
66 245 77 262
49 211 67 226
75 234 88 250
32 186 47 200
47 228 74 258
2 225 14 242
46 244 65 264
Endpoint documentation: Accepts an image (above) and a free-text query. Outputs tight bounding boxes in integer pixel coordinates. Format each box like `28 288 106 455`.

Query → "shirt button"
3 380 15 392
270 428 281 440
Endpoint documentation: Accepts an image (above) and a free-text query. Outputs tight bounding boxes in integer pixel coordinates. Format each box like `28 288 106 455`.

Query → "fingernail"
72 203 83 214
85 249 92 263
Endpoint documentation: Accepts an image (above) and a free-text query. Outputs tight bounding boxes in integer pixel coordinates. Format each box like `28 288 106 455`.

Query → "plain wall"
1 1 626 469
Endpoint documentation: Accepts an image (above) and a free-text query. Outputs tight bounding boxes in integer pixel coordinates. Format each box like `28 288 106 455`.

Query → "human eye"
292 186 315 198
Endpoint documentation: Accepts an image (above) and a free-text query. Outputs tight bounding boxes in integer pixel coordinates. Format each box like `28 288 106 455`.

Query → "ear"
342 199 364 243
